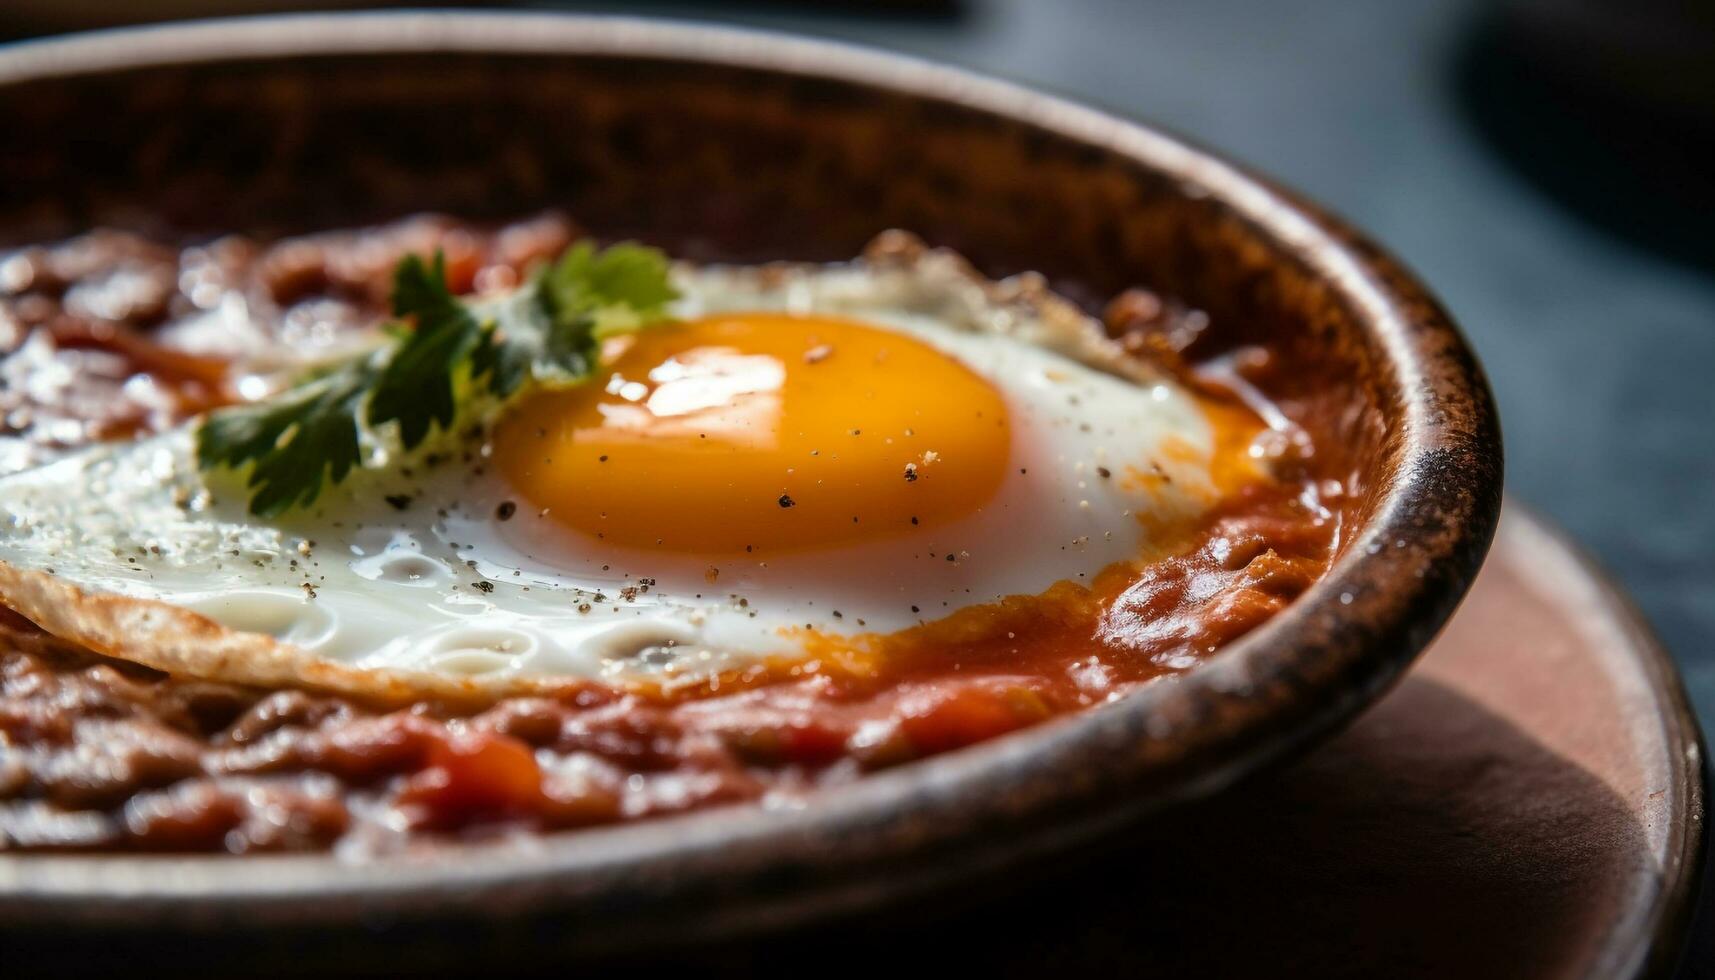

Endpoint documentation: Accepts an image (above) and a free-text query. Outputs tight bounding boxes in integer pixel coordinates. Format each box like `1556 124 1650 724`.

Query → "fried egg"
0 240 1260 701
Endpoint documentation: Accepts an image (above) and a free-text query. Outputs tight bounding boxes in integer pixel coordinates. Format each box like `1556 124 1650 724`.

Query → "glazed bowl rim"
0 10 1502 926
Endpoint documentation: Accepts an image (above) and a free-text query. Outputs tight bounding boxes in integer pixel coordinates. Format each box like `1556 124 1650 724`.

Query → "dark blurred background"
2 0 1712 967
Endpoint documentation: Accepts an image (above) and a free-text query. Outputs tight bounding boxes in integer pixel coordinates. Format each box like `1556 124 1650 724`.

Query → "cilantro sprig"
197 240 677 517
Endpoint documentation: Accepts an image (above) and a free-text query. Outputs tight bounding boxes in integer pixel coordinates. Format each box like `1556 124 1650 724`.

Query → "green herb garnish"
197 240 677 517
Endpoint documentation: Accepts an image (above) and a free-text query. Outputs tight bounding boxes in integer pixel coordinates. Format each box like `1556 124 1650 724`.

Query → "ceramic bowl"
0 13 1502 964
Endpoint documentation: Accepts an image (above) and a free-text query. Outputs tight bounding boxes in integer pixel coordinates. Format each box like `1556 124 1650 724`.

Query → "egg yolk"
492 313 1011 556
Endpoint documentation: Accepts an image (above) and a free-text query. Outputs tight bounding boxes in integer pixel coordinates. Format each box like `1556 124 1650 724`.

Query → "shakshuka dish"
0 213 1338 854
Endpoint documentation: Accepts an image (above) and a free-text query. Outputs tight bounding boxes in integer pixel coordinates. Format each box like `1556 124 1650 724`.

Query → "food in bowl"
0 213 1339 853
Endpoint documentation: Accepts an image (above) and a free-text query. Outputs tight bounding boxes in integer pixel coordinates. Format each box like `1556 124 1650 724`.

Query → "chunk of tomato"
396 730 543 829
898 685 1049 755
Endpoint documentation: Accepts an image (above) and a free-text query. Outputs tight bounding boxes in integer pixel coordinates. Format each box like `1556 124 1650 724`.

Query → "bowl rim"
0 10 1503 935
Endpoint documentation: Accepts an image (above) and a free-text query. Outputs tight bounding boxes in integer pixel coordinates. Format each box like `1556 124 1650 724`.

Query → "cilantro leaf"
196 237 678 516
489 240 678 388
195 364 372 518
470 314 533 398
542 241 678 330
366 253 485 448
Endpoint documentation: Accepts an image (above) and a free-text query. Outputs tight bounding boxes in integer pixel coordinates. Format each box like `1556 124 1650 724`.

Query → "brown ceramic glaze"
0 13 1503 948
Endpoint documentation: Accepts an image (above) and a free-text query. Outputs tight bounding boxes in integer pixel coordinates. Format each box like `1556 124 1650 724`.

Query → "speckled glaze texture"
0 14 1502 954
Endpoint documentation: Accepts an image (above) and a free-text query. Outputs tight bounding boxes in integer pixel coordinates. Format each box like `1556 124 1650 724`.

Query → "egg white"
0 246 1241 698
